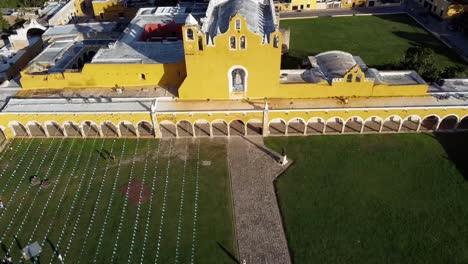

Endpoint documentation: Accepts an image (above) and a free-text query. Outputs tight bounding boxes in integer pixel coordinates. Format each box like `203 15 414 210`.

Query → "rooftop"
202 0 277 40
91 6 206 64
2 93 468 114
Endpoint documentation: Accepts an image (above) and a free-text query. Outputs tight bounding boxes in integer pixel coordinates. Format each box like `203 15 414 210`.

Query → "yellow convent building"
0 0 467 141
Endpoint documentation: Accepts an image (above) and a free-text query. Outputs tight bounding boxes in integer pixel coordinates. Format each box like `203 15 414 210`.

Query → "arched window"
356 73 362 82
273 35 279 48
230 67 247 92
230 36 236 49
186 28 194 41
235 19 241 30
240 36 246 49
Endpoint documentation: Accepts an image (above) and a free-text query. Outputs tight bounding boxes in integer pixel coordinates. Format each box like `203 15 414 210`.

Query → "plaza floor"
0 138 237 263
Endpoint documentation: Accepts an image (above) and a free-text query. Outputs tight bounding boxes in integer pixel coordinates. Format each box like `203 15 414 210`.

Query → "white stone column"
434 119 441 131
97 125 104 137
192 124 196 138
397 120 403 132
62 127 68 137
360 122 364 133
210 124 213 137
262 101 269 137
378 121 384 133
322 121 327 134
416 120 422 132
43 126 50 138
80 126 85 138
303 122 307 135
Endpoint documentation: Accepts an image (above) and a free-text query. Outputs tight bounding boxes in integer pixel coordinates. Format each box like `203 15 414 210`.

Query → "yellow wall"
92 1 138 20
74 0 86 16
341 0 367 8
20 62 186 90
179 14 283 100
1 107 467 139
275 0 317 11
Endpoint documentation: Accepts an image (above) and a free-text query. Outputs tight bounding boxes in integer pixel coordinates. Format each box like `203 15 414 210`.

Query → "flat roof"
428 79 468 94
2 94 468 114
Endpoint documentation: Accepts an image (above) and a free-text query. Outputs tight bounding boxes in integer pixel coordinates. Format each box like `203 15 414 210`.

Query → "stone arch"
325 117 345 134
177 120 194 137
287 118 306 135
64 121 81 137
437 115 459 131
457 115 468 130
9 121 29 137
194 120 211 137
0 127 6 142
101 121 120 137
268 118 287 136
212 120 228 136
306 117 325 135
246 119 263 136
119 121 138 137
27 121 47 137
82 121 100 137
363 116 383 133
160 120 176 138
45 121 65 137
229 120 245 136
420 115 440 131
344 116 364 133
382 115 402 132
401 115 421 132
138 121 154 137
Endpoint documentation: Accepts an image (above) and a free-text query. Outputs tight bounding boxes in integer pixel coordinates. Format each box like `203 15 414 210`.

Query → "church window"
235 19 241 30
186 29 194 41
231 68 246 92
346 74 353 82
141 74 146 80
198 36 203 51
240 36 246 49
273 35 279 48
230 36 236 49
356 73 362 82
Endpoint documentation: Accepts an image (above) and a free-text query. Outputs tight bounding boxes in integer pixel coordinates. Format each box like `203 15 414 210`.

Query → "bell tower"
182 14 204 56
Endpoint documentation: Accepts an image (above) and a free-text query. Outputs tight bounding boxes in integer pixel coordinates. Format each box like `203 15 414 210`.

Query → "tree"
0 16 10 31
401 46 440 82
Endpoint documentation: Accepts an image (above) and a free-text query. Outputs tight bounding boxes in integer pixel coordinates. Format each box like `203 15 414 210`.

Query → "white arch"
228 65 248 93
325 117 345 124
440 114 459 122
402 114 422 121
364 116 383 122
345 116 364 123
307 117 325 123
287 117 306 125
267 118 287 127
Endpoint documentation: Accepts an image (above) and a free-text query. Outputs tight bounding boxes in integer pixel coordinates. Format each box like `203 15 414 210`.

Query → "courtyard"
281 14 467 74
266 133 468 263
0 138 237 263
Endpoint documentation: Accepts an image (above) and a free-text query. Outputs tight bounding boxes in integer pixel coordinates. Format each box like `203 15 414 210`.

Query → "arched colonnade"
2 114 468 139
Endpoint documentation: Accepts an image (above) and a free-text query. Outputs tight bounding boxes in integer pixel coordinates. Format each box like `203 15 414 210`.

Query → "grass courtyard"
266 133 468 263
281 14 467 74
0 138 237 263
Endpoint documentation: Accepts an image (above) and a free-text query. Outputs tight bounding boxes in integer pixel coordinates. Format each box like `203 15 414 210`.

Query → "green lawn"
266 133 468 263
0 138 237 263
281 14 467 74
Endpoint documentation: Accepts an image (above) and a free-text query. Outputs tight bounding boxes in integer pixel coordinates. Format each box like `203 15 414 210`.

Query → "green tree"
0 16 10 31
401 46 441 81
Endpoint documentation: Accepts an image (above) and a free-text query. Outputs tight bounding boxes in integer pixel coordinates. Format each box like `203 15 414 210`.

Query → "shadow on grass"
434 131 468 181
216 242 239 264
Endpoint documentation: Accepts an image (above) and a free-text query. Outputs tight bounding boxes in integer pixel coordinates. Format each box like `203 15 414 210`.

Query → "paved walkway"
227 137 291 264
280 3 468 63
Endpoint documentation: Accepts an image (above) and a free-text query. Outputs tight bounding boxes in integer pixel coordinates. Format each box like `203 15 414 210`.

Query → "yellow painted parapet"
20 62 186 90
341 0 367 8
92 0 138 20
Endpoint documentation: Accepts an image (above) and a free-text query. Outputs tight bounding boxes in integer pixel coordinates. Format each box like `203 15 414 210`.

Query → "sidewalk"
227 137 292 264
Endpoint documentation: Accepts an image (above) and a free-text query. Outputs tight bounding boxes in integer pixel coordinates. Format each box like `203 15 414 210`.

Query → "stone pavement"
227 137 292 264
